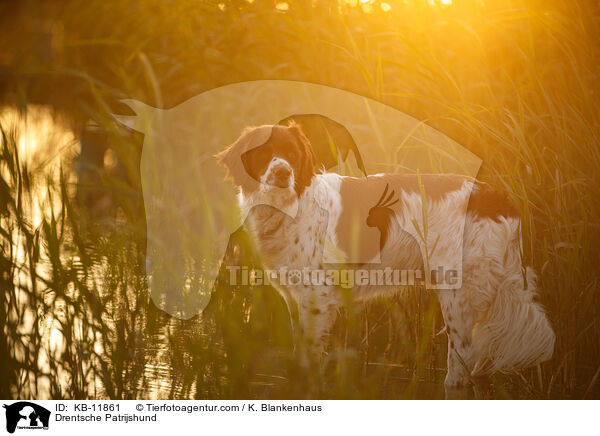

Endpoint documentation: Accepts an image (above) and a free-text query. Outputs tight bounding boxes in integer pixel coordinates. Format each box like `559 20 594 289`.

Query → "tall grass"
1 0 599 398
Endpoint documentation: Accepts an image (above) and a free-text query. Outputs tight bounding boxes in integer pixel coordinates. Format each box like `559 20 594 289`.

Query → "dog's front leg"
294 286 339 368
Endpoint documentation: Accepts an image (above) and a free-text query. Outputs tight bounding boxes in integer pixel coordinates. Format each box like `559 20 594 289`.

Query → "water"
1 105 529 400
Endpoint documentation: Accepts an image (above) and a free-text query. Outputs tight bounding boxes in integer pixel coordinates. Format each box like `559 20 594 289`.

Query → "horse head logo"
112 80 481 319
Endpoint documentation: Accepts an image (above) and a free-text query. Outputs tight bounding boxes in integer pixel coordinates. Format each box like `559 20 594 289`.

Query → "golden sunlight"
0 105 79 227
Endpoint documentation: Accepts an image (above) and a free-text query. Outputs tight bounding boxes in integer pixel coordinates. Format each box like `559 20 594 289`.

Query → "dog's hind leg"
438 288 476 399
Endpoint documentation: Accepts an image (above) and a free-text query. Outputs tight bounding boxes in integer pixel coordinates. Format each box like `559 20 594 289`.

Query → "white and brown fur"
216 123 555 396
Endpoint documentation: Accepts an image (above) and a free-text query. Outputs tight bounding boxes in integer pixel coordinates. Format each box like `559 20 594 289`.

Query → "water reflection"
0 105 497 400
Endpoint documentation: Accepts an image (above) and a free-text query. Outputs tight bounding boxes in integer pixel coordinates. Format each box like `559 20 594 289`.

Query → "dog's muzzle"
265 158 293 189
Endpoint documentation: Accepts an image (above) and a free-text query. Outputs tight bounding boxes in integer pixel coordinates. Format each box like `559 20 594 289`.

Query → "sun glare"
0 106 79 228
341 0 455 12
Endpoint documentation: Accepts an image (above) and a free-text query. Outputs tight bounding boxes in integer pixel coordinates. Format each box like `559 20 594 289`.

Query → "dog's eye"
255 148 273 164
284 147 297 160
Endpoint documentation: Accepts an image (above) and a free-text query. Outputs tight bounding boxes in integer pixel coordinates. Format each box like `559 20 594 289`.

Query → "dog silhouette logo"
2 402 50 433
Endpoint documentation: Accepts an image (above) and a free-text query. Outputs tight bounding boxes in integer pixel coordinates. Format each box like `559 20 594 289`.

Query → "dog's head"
216 122 316 197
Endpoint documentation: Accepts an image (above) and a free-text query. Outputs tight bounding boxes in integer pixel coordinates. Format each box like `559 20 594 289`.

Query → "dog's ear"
288 121 316 195
215 127 257 188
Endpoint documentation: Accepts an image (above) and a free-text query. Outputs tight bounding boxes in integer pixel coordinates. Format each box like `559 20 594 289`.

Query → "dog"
216 122 555 396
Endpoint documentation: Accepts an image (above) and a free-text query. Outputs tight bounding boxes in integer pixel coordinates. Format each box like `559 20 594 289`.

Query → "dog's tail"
470 221 555 375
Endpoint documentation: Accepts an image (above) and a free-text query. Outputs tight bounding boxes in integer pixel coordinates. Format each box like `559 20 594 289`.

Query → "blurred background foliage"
0 0 599 398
